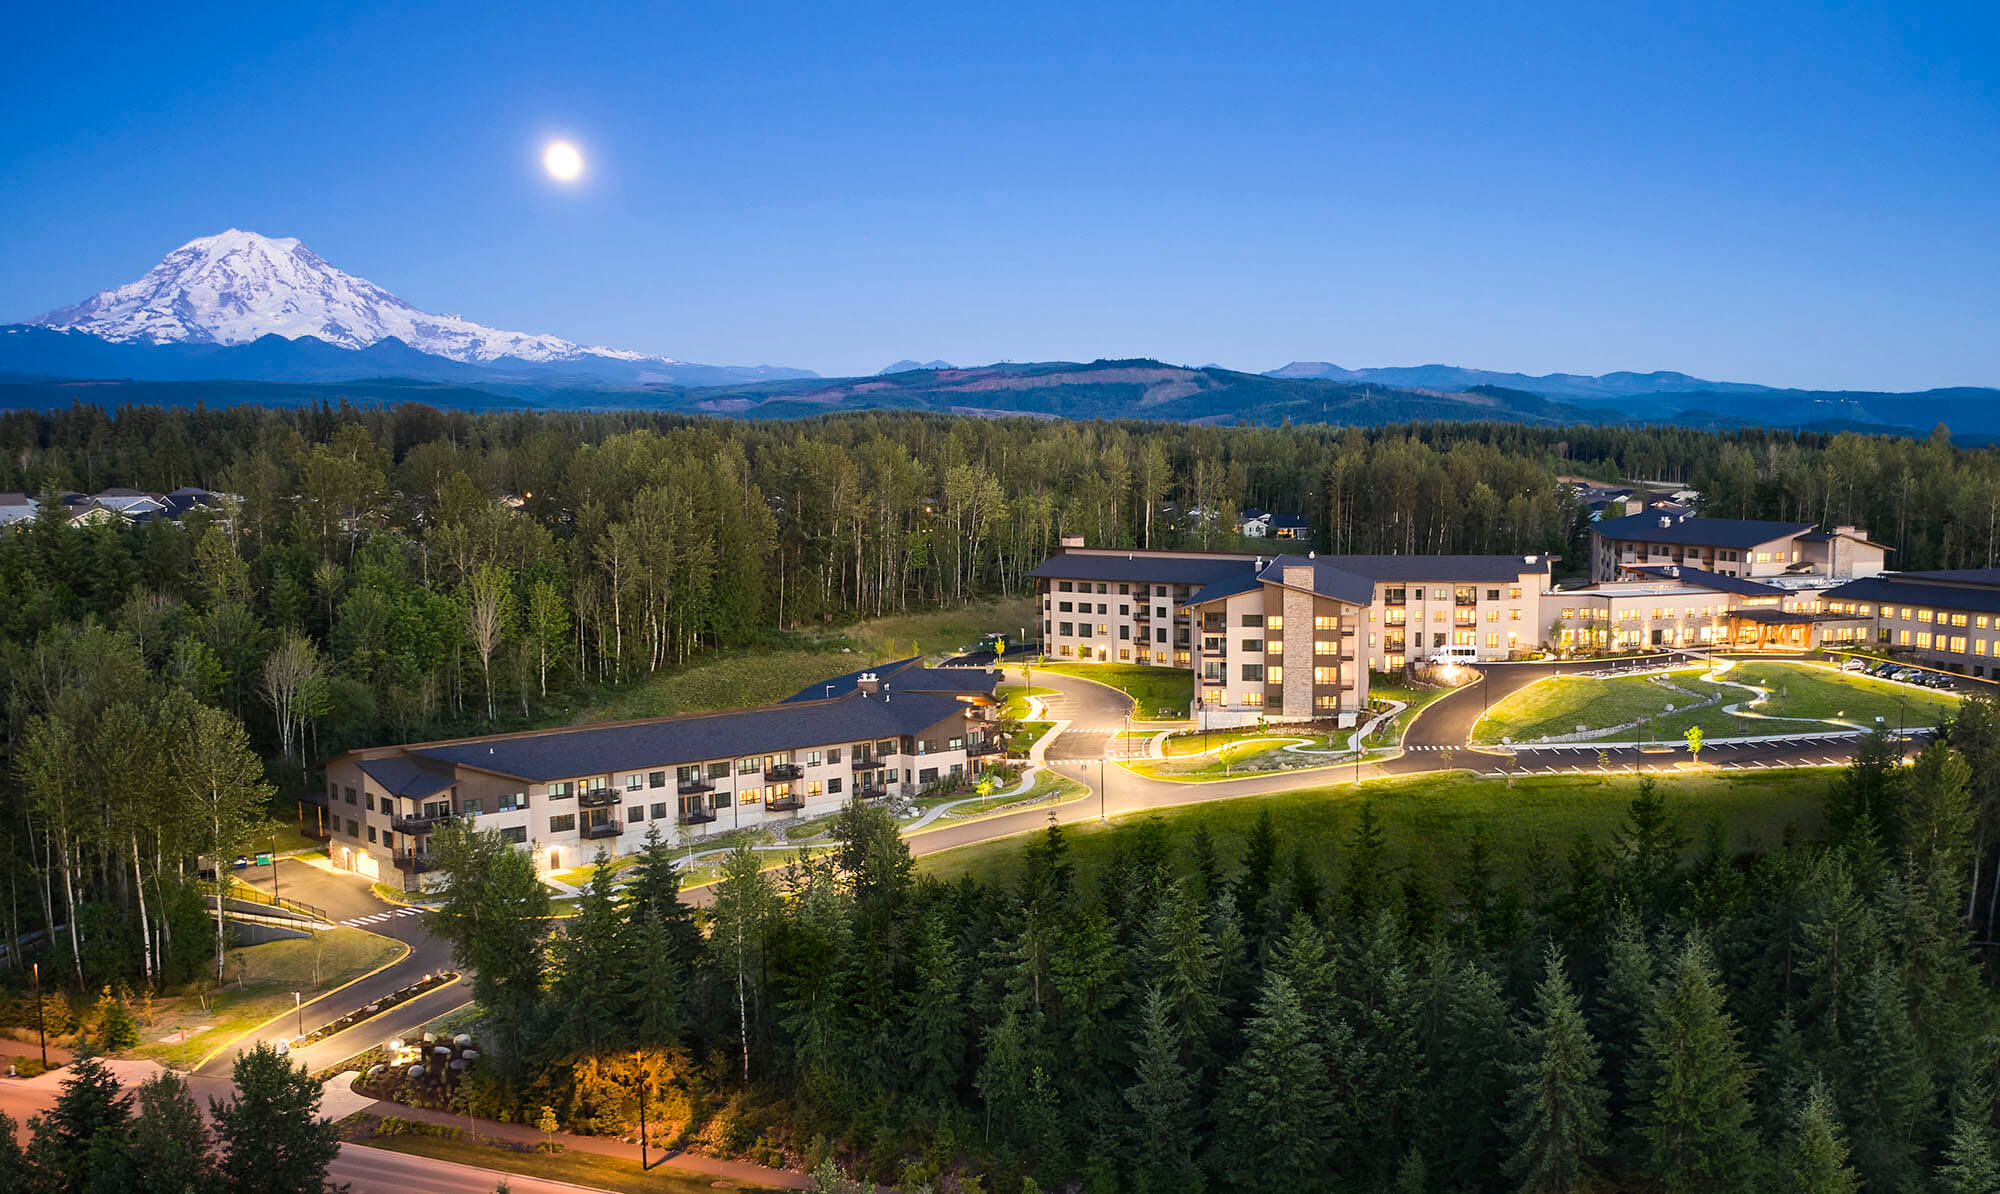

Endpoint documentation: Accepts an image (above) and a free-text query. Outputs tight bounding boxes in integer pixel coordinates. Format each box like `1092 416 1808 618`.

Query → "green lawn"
583 598 1037 723
996 684 1057 720
918 768 1830 890
1033 662 1193 719
130 928 406 1069
1474 669 1707 744
1728 662 1959 727
1129 738 1349 781
1009 720 1055 753
359 1133 787 1193
1474 661 1961 746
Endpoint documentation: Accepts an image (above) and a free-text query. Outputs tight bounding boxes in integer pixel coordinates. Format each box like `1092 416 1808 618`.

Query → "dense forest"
423 720 2000 1193
2 403 2000 1104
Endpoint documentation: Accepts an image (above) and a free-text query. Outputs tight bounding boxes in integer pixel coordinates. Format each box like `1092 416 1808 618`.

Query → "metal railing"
678 807 717 826
766 792 806 811
582 820 624 839
763 763 804 781
393 853 436 874
578 787 623 809
199 878 328 923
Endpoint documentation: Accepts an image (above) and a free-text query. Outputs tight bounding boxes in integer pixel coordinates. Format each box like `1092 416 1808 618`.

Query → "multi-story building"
1823 569 2000 679
1589 512 1887 583
321 658 1001 888
1030 543 1554 725
1552 566 1871 653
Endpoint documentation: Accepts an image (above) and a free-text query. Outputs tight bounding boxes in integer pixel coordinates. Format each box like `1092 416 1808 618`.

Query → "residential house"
1588 511 1887 583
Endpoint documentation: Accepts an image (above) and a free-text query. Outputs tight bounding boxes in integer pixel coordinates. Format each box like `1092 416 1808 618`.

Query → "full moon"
543 141 583 181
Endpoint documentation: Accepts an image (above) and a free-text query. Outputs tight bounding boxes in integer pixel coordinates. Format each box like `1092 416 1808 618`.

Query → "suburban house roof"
1029 552 1258 586
1822 574 2000 616
357 755 460 800
376 689 973 782
1593 514 1815 548
1268 513 1311 530
1184 571 1268 606
781 656 1000 704
1628 566 1785 597
1798 529 1893 548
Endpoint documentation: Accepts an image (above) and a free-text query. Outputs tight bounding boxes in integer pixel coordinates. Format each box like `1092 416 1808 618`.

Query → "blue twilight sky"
1 1 1995 388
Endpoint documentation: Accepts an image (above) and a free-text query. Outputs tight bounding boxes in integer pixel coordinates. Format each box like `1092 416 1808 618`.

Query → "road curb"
191 931 413 1074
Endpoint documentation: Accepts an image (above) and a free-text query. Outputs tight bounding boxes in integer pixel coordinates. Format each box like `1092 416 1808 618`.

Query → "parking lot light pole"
33 961 46 1068
295 991 304 1037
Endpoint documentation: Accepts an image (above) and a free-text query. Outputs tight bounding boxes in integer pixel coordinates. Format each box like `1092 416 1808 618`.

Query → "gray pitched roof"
1593 514 1813 549
358 755 460 800
1256 555 1376 605
782 657 1000 703
1629 565 1785 597
1823 574 2000 616
403 690 970 782
1322 554 1551 583
1029 552 1259 586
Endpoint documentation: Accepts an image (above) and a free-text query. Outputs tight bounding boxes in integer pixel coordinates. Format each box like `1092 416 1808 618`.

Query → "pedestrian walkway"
338 907 425 928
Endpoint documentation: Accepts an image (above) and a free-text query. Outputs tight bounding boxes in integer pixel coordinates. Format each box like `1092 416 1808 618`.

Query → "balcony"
764 762 804 781
852 758 886 772
1133 605 1152 621
677 777 714 795
767 792 806 812
391 814 445 835
678 806 717 826
392 853 436 875
967 739 1002 757
582 820 624 840
578 787 623 809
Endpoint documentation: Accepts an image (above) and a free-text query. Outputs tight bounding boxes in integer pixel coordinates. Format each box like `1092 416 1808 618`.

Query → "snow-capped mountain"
32 229 670 368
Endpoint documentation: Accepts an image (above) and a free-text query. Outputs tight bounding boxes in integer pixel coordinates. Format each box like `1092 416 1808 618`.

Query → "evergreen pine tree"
208 1043 340 1194
1637 936 1756 1192
1232 808 1280 929
1343 801 1389 924
93 987 139 1053
1836 958 1931 1191
1394 1146 1430 1194
0 1112 25 1192
543 850 633 1056
1506 946 1608 1194
1611 776 1688 916
1825 727 1905 853
1780 1079 1860 1194
1121 986 1202 1194
904 900 968 1108
26 1054 132 1194
130 1071 212 1194
1188 823 1221 906
1215 973 1334 1190
623 821 701 964
1938 1090 2000 1194
1596 901 1656 1130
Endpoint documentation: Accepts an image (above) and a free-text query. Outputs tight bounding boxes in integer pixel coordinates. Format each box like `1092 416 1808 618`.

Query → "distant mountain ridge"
878 359 956 374
24 229 818 387
1265 361 1775 401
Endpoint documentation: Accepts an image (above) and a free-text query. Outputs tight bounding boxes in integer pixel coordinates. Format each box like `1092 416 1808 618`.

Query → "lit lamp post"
33 960 47 1069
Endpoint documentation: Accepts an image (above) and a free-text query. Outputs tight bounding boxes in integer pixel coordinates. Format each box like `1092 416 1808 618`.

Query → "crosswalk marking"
338 906 424 928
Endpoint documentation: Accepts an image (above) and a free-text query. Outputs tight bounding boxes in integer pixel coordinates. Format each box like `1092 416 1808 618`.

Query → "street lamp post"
294 991 304 1038
33 960 47 1069
638 1069 650 1170
1098 757 1107 823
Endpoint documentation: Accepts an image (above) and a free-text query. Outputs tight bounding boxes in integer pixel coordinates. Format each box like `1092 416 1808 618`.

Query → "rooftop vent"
1659 516 1673 528
857 671 880 696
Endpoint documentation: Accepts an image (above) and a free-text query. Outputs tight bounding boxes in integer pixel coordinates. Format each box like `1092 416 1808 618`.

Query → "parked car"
1893 670 1920 683
1872 662 1900 677
1839 658 1867 672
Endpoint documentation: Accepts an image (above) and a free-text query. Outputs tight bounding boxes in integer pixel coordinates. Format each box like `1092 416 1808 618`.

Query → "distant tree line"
424 716 2000 1194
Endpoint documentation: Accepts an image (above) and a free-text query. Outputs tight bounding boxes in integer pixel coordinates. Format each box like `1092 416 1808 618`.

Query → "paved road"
198 859 458 1078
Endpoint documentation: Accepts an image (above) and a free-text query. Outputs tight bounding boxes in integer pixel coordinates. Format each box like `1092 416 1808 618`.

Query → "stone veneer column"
1282 569 1313 716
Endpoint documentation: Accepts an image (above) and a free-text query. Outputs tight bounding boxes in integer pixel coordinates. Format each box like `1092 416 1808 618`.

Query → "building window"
344 786 357 805
626 773 645 791
1268 665 1283 683
366 826 377 843
829 747 842 763
806 750 822 767
549 814 576 833
829 778 843 794
1314 640 1337 655
708 761 730 779
498 792 526 812
1240 691 1264 706
919 767 940 785
1266 614 1283 631
499 826 527 844
1313 666 1339 685
366 793 375 812
1059 581 1073 592
462 798 483 815
346 818 359 837
1314 615 1336 630
1059 621 1074 636
549 782 575 799
1951 636 1967 654
737 756 759 774
651 802 667 820
878 739 897 756
1241 663 1264 682
1059 601 1072 612
1242 613 1265 628
627 805 645 822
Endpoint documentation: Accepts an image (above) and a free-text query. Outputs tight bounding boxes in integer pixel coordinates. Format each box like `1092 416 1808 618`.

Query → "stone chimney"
856 671 879 696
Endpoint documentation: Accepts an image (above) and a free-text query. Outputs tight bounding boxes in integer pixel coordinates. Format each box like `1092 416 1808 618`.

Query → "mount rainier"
25 229 813 383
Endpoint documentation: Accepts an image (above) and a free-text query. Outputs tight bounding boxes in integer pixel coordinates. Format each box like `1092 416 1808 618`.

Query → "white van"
1428 645 1480 666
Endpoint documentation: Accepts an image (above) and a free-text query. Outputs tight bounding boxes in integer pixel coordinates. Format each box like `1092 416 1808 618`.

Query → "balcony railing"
677 777 714 795
967 740 1002 757
678 807 717 826
392 853 436 874
766 792 806 812
578 787 623 809
852 758 886 772
582 820 624 840
391 814 445 835
764 763 804 781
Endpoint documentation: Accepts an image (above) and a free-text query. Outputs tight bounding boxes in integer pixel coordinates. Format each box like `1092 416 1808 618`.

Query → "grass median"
128 928 406 1069
918 766 1830 890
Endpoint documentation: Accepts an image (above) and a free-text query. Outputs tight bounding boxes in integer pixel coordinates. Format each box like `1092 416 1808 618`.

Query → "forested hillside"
2 402 2000 1056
